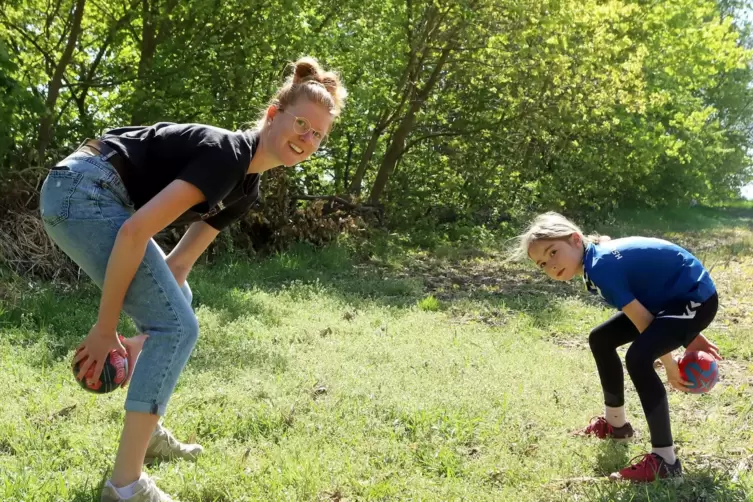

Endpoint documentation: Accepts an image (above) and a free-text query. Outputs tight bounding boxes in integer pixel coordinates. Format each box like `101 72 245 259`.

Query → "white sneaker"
144 423 203 464
100 474 177 501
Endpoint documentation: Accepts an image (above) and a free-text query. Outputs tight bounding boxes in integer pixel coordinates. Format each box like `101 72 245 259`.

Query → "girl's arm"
621 300 654 333
622 299 691 392
166 221 221 286
686 334 722 360
74 180 205 383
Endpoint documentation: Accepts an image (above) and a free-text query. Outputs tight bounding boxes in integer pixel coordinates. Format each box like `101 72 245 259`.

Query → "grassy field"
0 206 751 501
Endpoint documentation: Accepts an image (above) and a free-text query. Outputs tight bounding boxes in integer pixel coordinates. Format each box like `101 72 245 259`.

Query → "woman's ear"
571 233 582 246
266 105 279 123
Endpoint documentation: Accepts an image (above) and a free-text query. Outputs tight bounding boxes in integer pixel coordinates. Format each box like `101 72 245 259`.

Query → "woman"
40 57 347 502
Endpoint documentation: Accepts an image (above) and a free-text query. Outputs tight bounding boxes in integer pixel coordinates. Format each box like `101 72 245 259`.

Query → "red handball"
72 335 129 394
678 350 719 394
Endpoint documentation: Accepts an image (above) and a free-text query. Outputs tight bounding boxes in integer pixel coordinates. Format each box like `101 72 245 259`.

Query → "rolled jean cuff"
125 398 167 417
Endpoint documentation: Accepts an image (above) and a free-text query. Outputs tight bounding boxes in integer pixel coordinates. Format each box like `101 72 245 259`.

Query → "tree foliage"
1 0 751 234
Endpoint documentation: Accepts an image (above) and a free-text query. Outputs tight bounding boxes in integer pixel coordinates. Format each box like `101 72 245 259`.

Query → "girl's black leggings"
588 293 718 447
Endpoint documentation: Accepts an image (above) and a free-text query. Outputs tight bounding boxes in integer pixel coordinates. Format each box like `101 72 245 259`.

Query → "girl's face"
528 234 585 281
264 98 334 167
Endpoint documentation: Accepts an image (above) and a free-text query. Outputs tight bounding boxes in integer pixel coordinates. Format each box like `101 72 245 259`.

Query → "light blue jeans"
40 152 199 416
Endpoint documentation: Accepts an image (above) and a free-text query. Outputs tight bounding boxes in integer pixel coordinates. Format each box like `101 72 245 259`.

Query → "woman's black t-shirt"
101 122 260 230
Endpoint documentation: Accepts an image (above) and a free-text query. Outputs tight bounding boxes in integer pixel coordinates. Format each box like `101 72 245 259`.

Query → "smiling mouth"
289 142 303 154
557 269 565 278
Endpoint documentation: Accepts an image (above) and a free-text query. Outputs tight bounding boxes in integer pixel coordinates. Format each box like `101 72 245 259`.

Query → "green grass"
0 206 752 501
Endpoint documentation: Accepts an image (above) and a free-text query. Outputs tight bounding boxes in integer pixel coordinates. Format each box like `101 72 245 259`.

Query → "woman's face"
265 98 334 167
528 234 584 281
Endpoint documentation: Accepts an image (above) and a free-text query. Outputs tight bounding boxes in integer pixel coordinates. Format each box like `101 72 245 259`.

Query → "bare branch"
291 194 384 215
1 16 57 68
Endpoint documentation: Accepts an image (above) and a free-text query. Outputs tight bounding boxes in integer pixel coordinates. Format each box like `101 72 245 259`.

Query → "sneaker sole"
610 435 634 443
608 473 684 484
144 454 200 465
667 475 684 486
571 431 634 442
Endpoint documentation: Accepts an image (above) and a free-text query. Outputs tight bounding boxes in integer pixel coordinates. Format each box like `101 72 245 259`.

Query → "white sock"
107 473 146 499
605 405 627 428
652 446 677 465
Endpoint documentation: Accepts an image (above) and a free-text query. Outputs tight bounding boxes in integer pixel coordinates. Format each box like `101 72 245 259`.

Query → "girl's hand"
685 333 722 360
72 324 127 386
120 334 150 387
664 357 692 392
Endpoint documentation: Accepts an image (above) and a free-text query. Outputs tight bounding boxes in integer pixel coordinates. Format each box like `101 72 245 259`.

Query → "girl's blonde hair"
508 211 607 262
257 56 348 130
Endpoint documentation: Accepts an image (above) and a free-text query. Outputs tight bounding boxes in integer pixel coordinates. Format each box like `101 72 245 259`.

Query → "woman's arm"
75 180 205 382
166 221 220 286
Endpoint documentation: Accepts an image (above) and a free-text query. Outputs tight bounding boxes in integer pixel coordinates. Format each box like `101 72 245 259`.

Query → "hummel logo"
657 300 702 320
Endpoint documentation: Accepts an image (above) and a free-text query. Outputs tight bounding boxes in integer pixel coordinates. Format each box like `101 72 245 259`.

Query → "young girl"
40 57 347 502
513 212 721 482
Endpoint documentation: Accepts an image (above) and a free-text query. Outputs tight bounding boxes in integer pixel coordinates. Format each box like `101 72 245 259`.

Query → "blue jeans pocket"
40 169 84 227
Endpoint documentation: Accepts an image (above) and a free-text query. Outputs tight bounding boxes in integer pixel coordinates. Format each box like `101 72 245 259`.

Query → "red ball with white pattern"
72 335 129 394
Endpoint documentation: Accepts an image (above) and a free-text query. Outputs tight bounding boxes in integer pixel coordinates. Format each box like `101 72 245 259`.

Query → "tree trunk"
131 0 159 125
129 0 179 125
348 124 384 196
343 132 355 190
368 45 453 204
75 3 139 132
36 0 86 162
347 3 440 197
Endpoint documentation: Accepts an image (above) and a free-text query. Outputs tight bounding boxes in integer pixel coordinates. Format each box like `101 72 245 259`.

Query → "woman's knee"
180 281 193 306
180 307 200 347
136 298 199 350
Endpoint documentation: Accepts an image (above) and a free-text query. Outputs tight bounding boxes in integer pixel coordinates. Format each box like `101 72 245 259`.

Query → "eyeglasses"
280 110 327 146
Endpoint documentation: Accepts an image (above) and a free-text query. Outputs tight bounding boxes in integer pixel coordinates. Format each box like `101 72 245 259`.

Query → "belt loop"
96 139 118 160
102 150 117 160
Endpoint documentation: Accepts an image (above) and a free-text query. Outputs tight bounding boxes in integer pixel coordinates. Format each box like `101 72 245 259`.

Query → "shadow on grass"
0 238 584 364
5 203 751 357
584 470 751 502
595 206 753 263
68 473 107 502
604 205 753 236
573 446 753 502
187 248 572 332
593 440 631 476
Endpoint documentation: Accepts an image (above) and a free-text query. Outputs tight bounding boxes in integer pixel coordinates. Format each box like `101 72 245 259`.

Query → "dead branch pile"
0 208 80 281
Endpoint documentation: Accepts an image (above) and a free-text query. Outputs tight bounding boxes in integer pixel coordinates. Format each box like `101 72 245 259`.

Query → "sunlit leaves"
0 0 751 221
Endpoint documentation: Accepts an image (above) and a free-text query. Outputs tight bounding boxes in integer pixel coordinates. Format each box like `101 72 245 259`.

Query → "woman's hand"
120 334 150 386
685 333 722 360
83 180 206 385
664 356 692 392
72 324 127 386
